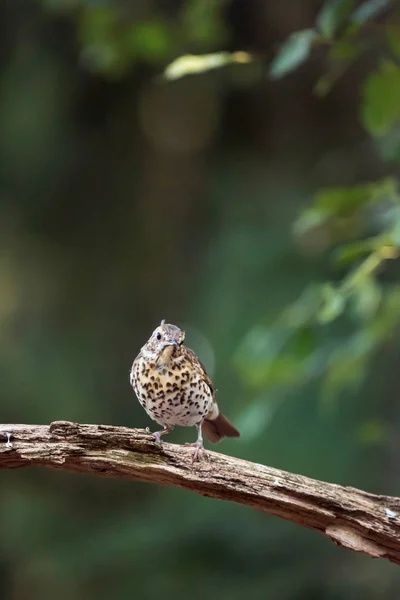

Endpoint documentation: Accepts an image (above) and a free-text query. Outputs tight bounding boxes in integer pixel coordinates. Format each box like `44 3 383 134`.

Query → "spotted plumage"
130 320 239 460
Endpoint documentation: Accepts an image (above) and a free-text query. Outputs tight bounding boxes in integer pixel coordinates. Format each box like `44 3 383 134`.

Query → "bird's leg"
3 432 12 449
152 425 174 446
185 422 207 462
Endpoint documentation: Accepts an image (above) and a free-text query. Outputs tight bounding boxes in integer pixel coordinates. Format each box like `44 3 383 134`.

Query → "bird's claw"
184 441 208 462
153 431 163 446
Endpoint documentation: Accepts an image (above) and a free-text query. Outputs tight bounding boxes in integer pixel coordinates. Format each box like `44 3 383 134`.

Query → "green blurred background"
2 0 400 598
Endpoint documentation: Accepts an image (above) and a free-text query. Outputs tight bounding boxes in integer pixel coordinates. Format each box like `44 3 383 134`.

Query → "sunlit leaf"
163 51 253 80
316 0 356 39
269 29 317 79
362 61 400 136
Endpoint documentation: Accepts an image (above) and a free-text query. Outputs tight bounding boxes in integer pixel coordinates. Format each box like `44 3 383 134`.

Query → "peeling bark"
1 421 400 565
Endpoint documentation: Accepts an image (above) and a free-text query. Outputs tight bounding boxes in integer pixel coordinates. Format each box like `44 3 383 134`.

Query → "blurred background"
2 0 400 598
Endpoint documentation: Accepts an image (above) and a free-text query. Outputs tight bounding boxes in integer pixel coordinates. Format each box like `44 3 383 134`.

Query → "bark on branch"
1 421 400 565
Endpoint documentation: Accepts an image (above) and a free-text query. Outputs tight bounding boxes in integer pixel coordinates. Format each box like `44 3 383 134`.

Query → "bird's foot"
153 431 163 446
184 441 208 462
152 426 174 446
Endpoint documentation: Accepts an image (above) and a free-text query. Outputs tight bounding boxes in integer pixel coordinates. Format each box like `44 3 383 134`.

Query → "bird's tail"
202 410 240 444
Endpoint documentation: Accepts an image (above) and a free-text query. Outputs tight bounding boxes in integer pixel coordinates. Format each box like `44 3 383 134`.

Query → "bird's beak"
162 340 178 349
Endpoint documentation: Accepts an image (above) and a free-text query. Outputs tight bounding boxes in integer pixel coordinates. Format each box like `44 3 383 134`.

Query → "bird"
130 320 240 460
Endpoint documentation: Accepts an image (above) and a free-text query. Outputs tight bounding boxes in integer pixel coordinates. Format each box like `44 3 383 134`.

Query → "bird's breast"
131 354 213 427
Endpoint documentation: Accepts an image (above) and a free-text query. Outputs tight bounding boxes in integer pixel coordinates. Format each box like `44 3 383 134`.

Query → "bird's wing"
184 346 216 396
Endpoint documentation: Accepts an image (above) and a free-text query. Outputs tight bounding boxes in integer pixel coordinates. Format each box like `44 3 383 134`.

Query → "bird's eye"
156 332 162 341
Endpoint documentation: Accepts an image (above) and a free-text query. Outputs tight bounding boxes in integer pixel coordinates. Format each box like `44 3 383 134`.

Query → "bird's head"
142 320 185 362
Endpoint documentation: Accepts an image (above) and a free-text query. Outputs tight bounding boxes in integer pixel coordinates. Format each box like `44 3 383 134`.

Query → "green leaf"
318 284 345 323
333 230 396 266
351 277 382 320
270 29 317 79
127 21 173 62
314 184 373 214
316 0 356 39
351 0 392 24
333 239 376 265
362 61 400 136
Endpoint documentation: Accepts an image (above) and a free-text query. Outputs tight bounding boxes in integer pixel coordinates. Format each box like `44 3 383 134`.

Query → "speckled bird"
130 320 240 460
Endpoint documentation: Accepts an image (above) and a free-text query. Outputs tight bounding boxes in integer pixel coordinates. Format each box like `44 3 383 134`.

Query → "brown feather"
183 347 239 443
202 412 240 444
183 346 216 395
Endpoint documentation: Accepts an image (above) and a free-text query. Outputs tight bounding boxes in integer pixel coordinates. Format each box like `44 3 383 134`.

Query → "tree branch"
1 421 400 565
